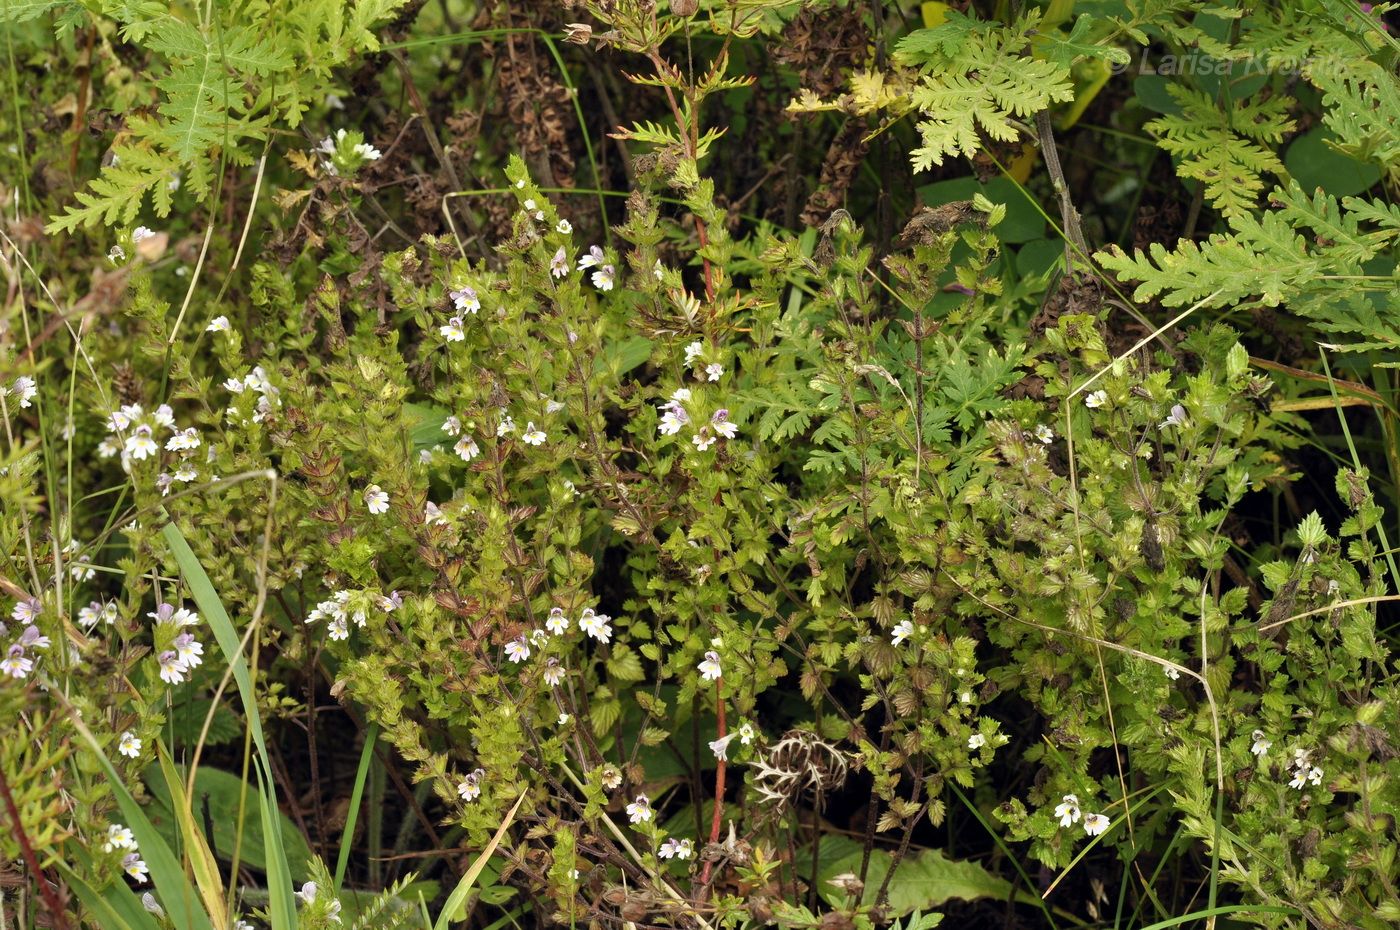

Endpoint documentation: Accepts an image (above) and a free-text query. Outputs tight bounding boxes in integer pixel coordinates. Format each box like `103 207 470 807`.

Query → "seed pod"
671 0 698 15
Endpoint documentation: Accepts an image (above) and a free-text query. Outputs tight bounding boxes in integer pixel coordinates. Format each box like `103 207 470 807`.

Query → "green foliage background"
0 1 1398 929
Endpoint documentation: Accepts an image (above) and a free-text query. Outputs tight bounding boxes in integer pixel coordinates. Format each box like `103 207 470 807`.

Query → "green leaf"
144 764 316 878
818 846 1024 917
1285 128 1381 198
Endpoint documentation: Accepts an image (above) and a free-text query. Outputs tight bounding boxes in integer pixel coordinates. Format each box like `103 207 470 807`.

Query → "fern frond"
1144 85 1294 218
900 13 1074 171
46 144 168 233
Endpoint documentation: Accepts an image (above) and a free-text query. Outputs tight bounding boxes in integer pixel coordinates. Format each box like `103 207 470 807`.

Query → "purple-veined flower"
626 795 652 824
504 637 531 664
697 651 722 680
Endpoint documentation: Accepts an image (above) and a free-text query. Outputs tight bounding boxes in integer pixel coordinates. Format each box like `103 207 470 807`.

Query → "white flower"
450 287 480 313
123 853 149 883
591 265 615 291
600 765 623 790
1082 812 1110 836
118 731 142 758
457 768 485 802
328 617 349 641
158 651 187 684
654 259 665 280
454 436 480 462
206 316 230 333
165 427 201 452
1250 730 1271 758
968 733 987 750
132 226 155 243
234 920 254 930
425 501 449 526
544 659 565 687
497 415 515 437
9 376 37 408
12 599 39 623
705 363 724 382
364 485 389 514
104 824 136 852
504 637 531 663
294 882 319 905
546 608 569 635
577 245 605 270
78 601 109 627
17 626 49 650
521 422 547 445
125 427 159 461
97 438 120 458
708 733 736 760
1054 794 1081 828
578 608 612 643
891 619 915 646
1033 424 1054 444
523 199 537 211
738 722 756 745
442 415 462 436
1 646 33 679
1084 390 1108 409
174 633 203 669
697 651 722 680
141 893 164 917
710 409 737 439
658 405 689 436
684 341 704 365
109 244 126 263
626 795 652 824
1159 404 1188 430
550 247 569 278
440 316 467 342
556 219 572 234
692 432 716 452
1164 665 1180 680
515 179 526 189
659 838 693 860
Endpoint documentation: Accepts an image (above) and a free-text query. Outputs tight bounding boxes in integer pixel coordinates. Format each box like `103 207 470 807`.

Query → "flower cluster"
1 600 50 679
294 881 342 924
148 602 204 686
1287 748 1324 790
102 823 148 883
306 589 400 641
224 365 281 425
683 341 724 382
97 404 208 495
654 387 738 452
315 127 382 177
1051 794 1110 837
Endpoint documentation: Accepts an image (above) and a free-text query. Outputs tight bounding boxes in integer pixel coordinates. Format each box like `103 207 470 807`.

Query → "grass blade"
154 744 227 927
334 722 379 891
432 793 526 930
161 520 298 930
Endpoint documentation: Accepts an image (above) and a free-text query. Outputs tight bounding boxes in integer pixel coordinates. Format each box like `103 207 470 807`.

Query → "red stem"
698 679 726 885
